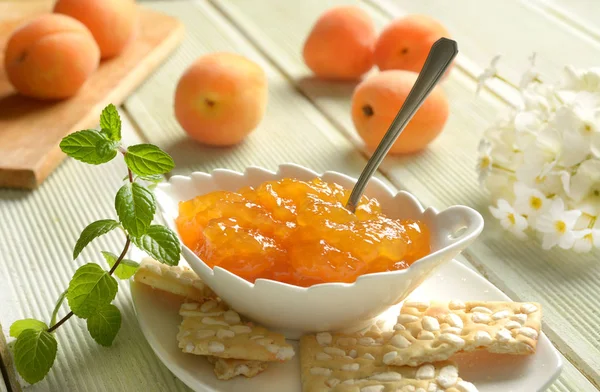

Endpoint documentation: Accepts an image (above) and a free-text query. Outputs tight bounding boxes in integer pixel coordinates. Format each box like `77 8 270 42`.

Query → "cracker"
300 334 478 392
382 300 542 366
177 299 295 362
133 258 215 302
206 356 268 380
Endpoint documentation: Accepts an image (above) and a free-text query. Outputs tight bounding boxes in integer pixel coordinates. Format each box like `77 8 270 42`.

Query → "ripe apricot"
302 6 377 80
4 14 100 100
351 70 449 155
54 0 138 60
174 52 268 146
374 15 451 74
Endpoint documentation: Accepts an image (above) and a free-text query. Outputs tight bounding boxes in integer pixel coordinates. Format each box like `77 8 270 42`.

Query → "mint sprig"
14 329 57 384
59 130 118 165
101 251 139 280
67 263 118 319
73 219 119 259
86 304 121 347
124 144 175 176
9 319 47 339
10 105 181 385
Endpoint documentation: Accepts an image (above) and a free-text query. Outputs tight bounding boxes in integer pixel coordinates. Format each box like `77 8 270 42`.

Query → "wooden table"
1 0 599 391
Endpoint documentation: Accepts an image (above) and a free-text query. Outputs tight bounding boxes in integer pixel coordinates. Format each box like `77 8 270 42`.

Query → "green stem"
109 237 131 275
49 290 68 328
588 216 597 229
491 164 516 174
48 167 134 333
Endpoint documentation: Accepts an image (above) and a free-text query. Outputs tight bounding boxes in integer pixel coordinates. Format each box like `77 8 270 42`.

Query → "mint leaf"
13 329 57 384
101 251 139 280
86 304 121 347
73 219 119 259
10 319 47 338
99 104 121 141
67 263 118 319
115 182 155 237
132 225 181 266
60 130 117 165
139 174 163 183
124 144 175 176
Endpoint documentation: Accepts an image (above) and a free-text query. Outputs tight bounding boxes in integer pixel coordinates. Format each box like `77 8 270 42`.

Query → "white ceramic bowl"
155 163 484 339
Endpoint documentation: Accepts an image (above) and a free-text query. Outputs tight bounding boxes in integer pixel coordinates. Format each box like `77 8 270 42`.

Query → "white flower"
573 228 600 253
561 66 600 92
571 92 600 133
476 61 600 253
593 133 600 158
552 105 594 167
513 111 543 148
535 198 581 249
477 139 493 184
484 173 516 201
516 142 562 195
513 182 549 221
476 55 501 94
568 159 600 215
490 199 528 239
519 53 540 89
522 83 559 115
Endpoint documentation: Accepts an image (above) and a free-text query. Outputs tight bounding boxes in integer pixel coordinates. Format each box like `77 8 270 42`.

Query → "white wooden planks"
370 0 600 96
207 0 600 390
532 0 600 42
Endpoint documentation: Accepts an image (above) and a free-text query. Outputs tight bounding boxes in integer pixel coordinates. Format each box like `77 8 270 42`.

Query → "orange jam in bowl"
175 178 431 287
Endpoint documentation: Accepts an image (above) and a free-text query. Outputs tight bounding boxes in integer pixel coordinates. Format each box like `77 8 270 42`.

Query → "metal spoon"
345 37 458 213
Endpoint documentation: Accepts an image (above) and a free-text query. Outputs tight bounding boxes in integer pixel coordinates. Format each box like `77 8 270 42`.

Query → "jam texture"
175 178 430 287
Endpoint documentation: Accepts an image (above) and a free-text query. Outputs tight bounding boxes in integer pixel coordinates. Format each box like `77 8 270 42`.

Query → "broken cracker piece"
206 356 268 380
177 299 295 362
133 258 215 302
300 334 478 392
382 300 541 366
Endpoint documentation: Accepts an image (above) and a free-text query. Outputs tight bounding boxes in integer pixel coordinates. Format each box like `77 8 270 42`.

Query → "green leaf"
101 251 139 280
115 182 156 237
67 263 118 319
13 329 57 384
132 225 181 266
73 219 119 259
124 144 175 176
59 130 117 165
99 104 121 141
138 174 163 183
10 319 47 338
86 304 121 347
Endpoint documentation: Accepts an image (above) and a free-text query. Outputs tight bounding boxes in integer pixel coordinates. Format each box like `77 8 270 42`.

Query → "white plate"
130 258 562 392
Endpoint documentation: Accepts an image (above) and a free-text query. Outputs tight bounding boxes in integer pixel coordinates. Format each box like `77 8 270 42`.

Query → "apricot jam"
175 178 430 287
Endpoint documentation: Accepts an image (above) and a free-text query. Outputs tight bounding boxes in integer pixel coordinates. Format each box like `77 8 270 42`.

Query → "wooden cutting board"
0 1 184 189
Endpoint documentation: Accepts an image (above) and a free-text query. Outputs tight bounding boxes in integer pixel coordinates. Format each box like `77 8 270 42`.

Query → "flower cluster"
476 57 600 252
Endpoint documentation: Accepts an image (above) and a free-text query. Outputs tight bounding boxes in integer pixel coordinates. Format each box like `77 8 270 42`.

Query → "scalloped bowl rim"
155 163 484 294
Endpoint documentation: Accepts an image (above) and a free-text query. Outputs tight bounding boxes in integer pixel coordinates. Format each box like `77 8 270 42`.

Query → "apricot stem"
362 104 374 117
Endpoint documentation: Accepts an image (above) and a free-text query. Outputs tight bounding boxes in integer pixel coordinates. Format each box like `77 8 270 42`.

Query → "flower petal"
563 210 583 228
558 231 576 249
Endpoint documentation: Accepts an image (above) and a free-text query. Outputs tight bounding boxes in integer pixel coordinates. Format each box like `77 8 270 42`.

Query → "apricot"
54 0 138 60
4 14 100 100
351 70 449 155
174 52 268 146
374 15 451 75
302 6 377 80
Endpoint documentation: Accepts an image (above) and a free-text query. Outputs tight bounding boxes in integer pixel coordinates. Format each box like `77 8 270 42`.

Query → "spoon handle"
346 37 458 213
